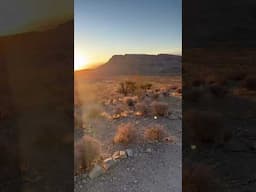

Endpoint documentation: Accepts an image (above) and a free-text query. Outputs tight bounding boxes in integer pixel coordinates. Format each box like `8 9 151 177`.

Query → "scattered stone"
126 149 134 157
119 151 128 159
191 145 197 150
163 136 174 143
146 148 152 153
89 164 104 179
103 158 117 170
112 150 127 159
112 151 120 160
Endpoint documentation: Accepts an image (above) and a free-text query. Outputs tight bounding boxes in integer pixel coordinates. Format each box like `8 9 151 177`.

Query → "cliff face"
93 54 181 76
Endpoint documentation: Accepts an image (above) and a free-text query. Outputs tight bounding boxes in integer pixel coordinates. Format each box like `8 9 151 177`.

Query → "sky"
0 0 73 36
75 0 181 69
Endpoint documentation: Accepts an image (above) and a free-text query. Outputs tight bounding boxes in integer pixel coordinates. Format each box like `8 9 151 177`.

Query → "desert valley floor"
74 74 181 192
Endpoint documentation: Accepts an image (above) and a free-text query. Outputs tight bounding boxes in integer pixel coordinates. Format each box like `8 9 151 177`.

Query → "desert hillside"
83 54 181 76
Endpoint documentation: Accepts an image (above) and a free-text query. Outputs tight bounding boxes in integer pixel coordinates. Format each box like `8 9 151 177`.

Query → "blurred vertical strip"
0 40 22 191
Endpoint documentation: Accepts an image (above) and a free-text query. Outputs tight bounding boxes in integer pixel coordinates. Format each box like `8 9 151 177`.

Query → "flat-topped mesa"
93 54 181 76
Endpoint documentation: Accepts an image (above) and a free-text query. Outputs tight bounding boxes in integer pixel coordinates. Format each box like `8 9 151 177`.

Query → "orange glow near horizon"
74 53 90 71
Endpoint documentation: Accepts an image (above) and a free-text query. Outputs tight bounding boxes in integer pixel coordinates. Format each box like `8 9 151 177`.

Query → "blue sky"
75 0 181 67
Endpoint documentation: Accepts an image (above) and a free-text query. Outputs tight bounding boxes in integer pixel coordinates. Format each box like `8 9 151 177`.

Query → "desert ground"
74 74 182 192
183 48 256 192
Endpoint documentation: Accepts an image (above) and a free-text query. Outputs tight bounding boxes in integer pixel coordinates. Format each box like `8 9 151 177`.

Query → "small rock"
103 158 117 170
112 150 127 159
119 151 127 159
126 149 133 157
112 151 120 160
191 145 197 150
89 164 104 179
146 148 152 153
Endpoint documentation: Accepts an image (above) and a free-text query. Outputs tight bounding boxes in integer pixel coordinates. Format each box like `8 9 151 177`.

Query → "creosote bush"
117 81 137 96
184 110 232 145
183 163 223 192
242 77 256 91
135 102 149 115
74 135 101 175
144 125 168 142
140 83 152 90
113 123 136 144
123 96 137 107
151 101 169 116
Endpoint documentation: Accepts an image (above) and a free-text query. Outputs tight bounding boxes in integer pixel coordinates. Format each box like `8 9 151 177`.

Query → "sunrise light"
74 53 89 71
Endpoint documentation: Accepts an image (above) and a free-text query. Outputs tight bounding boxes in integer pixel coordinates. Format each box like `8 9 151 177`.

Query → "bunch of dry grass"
74 135 101 175
144 125 168 142
184 110 232 145
123 96 138 107
113 123 136 144
242 77 256 91
151 101 169 116
117 81 137 96
184 88 204 103
209 84 228 97
135 102 149 115
176 87 182 94
183 163 223 192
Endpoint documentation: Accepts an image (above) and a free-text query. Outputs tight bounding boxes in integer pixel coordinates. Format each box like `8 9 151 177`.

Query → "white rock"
119 151 127 159
126 149 133 157
103 158 117 170
146 148 152 153
89 164 104 179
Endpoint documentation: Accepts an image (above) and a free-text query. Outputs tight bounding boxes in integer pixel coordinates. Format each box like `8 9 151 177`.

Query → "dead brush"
123 96 137 107
151 101 169 116
74 135 101 175
117 81 137 96
135 101 149 115
113 123 136 144
184 110 232 146
242 77 256 91
176 87 182 94
183 163 223 192
144 125 168 142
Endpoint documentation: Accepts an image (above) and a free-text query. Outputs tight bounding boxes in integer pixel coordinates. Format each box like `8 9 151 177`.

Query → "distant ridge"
83 54 181 76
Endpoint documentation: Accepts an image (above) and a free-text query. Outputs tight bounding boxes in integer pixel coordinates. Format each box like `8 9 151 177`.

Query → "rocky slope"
89 54 181 76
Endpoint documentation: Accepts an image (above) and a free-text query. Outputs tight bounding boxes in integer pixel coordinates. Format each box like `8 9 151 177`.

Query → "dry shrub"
242 77 256 91
113 123 136 144
74 135 101 174
140 83 152 90
117 81 137 96
176 87 182 94
183 163 223 192
228 71 246 81
169 85 178 90
209 84 228 97
151 101 169 116
192 79 205 87
123 96 137 107
135 102 149 115
184 88 203 103
184 110 232 145
144 125 168 142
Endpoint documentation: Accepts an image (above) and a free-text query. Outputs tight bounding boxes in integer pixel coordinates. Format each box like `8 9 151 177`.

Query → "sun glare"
75 54 89 71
